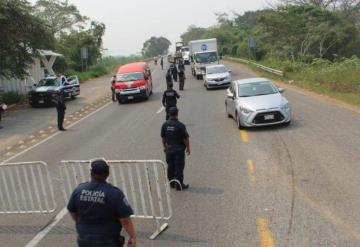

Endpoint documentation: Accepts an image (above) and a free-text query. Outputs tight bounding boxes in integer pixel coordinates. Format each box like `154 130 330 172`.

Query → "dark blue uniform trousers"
77 235 124 247
166 150 185 184
57 109 65 129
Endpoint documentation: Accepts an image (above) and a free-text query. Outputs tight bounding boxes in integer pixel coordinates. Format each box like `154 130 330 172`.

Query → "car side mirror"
33 83 37 87
278 87 285 93
227 92 234 99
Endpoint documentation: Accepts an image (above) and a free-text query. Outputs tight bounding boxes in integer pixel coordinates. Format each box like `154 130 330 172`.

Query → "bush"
70 56 142 83
0 91 25 105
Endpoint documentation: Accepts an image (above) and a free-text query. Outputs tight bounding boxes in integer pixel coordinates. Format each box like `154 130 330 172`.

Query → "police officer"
171 63 178 82
160 56 164 70
0 102 7 129
178 60 185 72
55 91 66 131
67 158 137 247
165 69 173 88
110 75 116 102
162 83 180 120
178 68 186 91
161 107 191 190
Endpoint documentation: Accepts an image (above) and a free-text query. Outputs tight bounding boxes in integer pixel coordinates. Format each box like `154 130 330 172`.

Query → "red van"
114 62 153 103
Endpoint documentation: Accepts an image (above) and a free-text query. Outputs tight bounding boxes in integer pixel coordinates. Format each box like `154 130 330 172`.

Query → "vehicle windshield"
195 52 218 63
37 78 61 87
207 66 227 74
116 72 144 82
238 81 278 97
181 47 189 52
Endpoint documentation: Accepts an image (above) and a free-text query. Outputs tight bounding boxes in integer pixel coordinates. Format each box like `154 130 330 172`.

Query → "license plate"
264 114 274 120
128 96 134 100
38 100 44 104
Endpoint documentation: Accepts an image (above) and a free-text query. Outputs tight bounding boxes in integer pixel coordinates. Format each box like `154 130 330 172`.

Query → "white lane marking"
0 101 112 165
25 208 68 247
156 106 165 114
1 101 112 247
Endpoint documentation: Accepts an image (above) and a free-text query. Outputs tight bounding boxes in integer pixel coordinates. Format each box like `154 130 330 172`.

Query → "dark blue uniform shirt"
161 119 189 152
162 89 180 108
67 179 133 239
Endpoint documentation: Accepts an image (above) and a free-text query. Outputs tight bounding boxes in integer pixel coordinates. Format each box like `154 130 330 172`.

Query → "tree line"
0 0 105 78
180 0 360 65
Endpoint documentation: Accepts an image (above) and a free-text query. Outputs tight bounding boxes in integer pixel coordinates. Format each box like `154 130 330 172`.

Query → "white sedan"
225 78 292 128
204 64 232 89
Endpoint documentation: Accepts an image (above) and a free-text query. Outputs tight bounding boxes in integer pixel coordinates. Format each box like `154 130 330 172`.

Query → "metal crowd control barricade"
0 161 56 214
60 160 172 239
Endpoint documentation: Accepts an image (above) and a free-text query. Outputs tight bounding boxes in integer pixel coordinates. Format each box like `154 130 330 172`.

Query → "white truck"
181 46 190 65
189 38 219 79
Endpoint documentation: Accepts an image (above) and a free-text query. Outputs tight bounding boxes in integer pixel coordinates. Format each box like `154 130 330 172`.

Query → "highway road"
0 60 360 247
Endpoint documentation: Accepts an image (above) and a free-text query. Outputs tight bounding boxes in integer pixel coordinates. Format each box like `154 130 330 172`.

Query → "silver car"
204 64 232 89
225 78 291 128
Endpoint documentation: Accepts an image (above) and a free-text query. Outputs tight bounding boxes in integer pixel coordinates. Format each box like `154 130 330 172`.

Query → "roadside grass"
226 57 360 106
0 91 26 105
66 56 142 83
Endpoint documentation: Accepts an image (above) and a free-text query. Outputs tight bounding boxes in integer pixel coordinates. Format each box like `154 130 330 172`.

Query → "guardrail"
225 57 284 76
60 160 172 240
0 161 56 214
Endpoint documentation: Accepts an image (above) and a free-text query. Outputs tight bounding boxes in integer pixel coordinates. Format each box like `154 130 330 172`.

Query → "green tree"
142 37 171 58
57 21 106 71
34 0 88 36
0 0 54 78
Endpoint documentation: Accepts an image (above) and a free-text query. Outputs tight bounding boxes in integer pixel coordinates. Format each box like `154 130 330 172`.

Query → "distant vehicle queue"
112 37 292 128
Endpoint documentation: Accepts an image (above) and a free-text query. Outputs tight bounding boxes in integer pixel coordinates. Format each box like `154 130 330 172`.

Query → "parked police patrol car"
28 75 80 107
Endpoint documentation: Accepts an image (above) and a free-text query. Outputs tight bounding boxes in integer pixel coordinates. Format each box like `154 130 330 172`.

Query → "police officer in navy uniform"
162 83 180 120
110 75 116 102
165 68 173 87
161 107 191 191
178 68 186 91
55 91 66 131
160 56 164 70
171 63 178 82
67 159 137 247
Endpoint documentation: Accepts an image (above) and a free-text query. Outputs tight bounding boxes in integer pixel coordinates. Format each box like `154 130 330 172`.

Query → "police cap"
169 107 178 116
90 158 109 175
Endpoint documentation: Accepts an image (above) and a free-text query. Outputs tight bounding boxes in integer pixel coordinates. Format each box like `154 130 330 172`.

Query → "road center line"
240 130 249 143
257 218 276 247
25 208 68 247
246 160 256 187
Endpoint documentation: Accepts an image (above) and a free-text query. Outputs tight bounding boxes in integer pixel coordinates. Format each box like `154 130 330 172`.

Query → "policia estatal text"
67 159 137 247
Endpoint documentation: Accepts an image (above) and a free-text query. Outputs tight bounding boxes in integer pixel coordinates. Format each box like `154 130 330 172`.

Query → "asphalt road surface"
1 60 360 247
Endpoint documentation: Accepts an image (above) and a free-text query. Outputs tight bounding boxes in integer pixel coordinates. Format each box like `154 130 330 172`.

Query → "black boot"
176 184 189 191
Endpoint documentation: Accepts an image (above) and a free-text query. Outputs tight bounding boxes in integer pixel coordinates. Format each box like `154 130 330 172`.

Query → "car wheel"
118 99 124 104
236 112 243 129
144 89 150 100
71 92 76 99
226 104 231 118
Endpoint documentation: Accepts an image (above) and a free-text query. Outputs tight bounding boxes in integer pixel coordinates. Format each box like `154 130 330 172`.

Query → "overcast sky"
32 0 274 56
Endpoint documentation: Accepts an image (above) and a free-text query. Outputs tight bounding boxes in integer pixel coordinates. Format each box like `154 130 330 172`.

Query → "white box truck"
189 38 219 79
